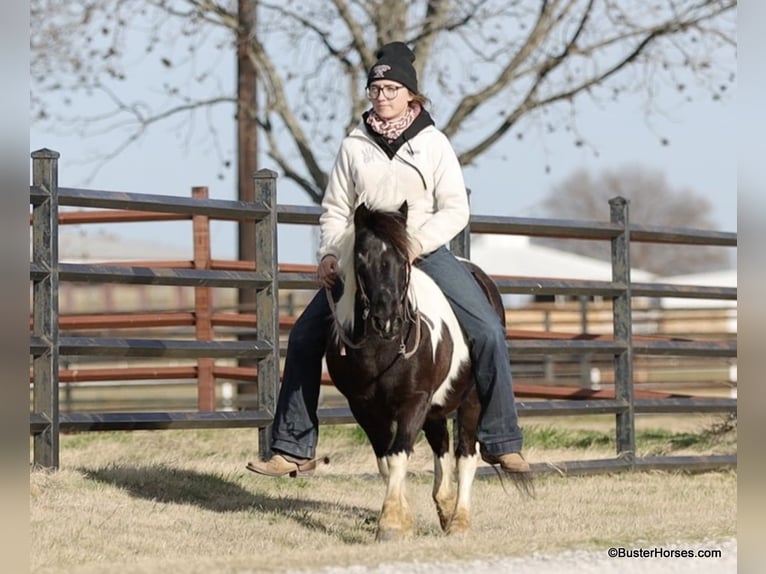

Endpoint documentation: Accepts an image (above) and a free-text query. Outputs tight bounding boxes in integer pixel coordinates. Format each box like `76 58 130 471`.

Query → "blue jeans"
270 246 523 458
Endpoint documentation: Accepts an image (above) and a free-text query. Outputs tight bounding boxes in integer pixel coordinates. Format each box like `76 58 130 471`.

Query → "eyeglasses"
366 85 405 100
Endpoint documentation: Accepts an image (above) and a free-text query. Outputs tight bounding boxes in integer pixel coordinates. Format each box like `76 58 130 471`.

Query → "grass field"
30 414 736 574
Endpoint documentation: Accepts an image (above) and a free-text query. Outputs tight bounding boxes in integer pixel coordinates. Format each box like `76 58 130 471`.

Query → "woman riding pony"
247 41 529 478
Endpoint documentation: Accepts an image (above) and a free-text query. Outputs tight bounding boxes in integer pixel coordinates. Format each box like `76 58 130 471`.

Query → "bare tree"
31 0 736 207
535 165 730 275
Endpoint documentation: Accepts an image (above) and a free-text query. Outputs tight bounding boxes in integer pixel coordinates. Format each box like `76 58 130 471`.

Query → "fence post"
579 296 592 386
254 169 279 459
449 188 471 259
192 186 216 411
449 226 470 259
31 149 61 469
609 196 635 465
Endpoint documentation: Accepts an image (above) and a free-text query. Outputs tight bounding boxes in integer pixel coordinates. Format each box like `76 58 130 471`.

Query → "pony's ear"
398 201 408 220
354 203 371 228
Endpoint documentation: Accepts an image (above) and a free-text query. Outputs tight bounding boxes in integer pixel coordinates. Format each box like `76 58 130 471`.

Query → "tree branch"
66 84 236 182
262 121 323 204
441 1 557 138
244 38 329 194
332 0 375 69
31 0 736 209
456 2 732 165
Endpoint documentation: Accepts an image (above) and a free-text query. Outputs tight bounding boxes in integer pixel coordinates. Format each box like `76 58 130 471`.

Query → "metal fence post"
449 188 471 259
609 196 635 465
31 149 61 469
254 169 279 458
449 226 470 260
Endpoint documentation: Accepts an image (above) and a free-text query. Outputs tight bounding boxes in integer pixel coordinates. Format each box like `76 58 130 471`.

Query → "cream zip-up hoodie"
318 122 469 266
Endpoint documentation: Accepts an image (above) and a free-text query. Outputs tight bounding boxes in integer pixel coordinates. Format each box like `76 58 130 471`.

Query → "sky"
30 26 737 267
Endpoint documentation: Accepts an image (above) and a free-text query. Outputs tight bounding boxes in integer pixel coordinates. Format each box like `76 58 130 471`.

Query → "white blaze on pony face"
407 268 470 406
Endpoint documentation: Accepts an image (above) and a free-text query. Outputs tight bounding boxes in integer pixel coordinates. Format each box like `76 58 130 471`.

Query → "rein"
326 286 366 354
400 306 422 359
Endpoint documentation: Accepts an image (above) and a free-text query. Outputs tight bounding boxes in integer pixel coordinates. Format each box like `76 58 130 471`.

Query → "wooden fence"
29 148 737 474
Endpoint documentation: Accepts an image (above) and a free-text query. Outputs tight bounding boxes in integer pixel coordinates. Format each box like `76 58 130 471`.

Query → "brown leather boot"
246 453 316 477
481 452 530 473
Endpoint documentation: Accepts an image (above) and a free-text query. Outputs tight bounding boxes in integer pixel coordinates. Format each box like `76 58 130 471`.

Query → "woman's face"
368 80 413 121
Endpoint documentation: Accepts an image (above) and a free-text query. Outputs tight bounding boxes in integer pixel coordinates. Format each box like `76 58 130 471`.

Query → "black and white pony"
325 202 508 541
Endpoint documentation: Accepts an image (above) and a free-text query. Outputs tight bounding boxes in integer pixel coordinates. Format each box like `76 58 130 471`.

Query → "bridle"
326 244 422 359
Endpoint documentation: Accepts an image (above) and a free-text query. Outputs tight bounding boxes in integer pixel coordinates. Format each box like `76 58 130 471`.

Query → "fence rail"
30 149 280 467
29 148 737 473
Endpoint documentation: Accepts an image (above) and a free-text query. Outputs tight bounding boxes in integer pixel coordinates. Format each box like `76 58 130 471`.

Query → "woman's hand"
317 254 339 288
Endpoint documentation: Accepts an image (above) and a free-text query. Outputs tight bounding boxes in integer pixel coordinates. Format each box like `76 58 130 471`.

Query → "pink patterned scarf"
366 103 422 141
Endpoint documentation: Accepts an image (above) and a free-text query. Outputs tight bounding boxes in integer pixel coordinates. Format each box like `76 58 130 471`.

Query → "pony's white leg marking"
447 453 479 535
384 452 408 510
432 452 456 531
377 457 389 482
377 452 412 541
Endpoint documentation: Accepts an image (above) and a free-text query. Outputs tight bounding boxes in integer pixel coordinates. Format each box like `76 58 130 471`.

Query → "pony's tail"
491 467 536 499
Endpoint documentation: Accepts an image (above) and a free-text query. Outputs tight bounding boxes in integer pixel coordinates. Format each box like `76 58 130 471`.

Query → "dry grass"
30 418 736 574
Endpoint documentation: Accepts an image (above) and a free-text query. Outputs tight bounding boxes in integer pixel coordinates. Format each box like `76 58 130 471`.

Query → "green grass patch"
523 422 734 454
319 420 734 455
523 425 613 449
320 424 369 445
59 430 132 449
637 429 706 449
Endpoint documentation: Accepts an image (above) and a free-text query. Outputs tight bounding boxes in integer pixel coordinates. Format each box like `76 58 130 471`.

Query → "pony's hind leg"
447 397 481 535
376 456 390 482
423 417 456 531
449 449 478 534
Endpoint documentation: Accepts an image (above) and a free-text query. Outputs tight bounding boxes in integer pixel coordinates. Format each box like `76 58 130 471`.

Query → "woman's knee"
468 321 506 352
287 317 327 359
288 324 324 350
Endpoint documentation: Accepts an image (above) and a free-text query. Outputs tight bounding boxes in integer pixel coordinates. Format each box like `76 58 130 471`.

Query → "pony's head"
352 202 411 339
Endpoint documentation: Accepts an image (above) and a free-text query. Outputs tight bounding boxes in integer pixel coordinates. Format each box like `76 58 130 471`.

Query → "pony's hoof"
376 526 405 542
446 509 471 535
435 494 457 531
446 520 470 535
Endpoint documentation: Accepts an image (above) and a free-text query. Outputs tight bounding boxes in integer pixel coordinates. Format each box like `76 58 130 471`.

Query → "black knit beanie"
366 42 418 93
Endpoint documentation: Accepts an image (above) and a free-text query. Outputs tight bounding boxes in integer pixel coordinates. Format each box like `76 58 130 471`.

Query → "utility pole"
237 0 258 271
237 0 260 403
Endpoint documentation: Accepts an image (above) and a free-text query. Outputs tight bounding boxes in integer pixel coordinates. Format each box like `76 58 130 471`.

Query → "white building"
468 234 656 307
654 269 737 309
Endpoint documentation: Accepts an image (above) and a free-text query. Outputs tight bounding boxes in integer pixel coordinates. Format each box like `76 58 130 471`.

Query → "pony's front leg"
376 451 413 541
424 417 456 531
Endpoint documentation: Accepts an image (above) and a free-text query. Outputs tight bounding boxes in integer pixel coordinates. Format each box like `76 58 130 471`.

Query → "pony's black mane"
360 209 410 259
